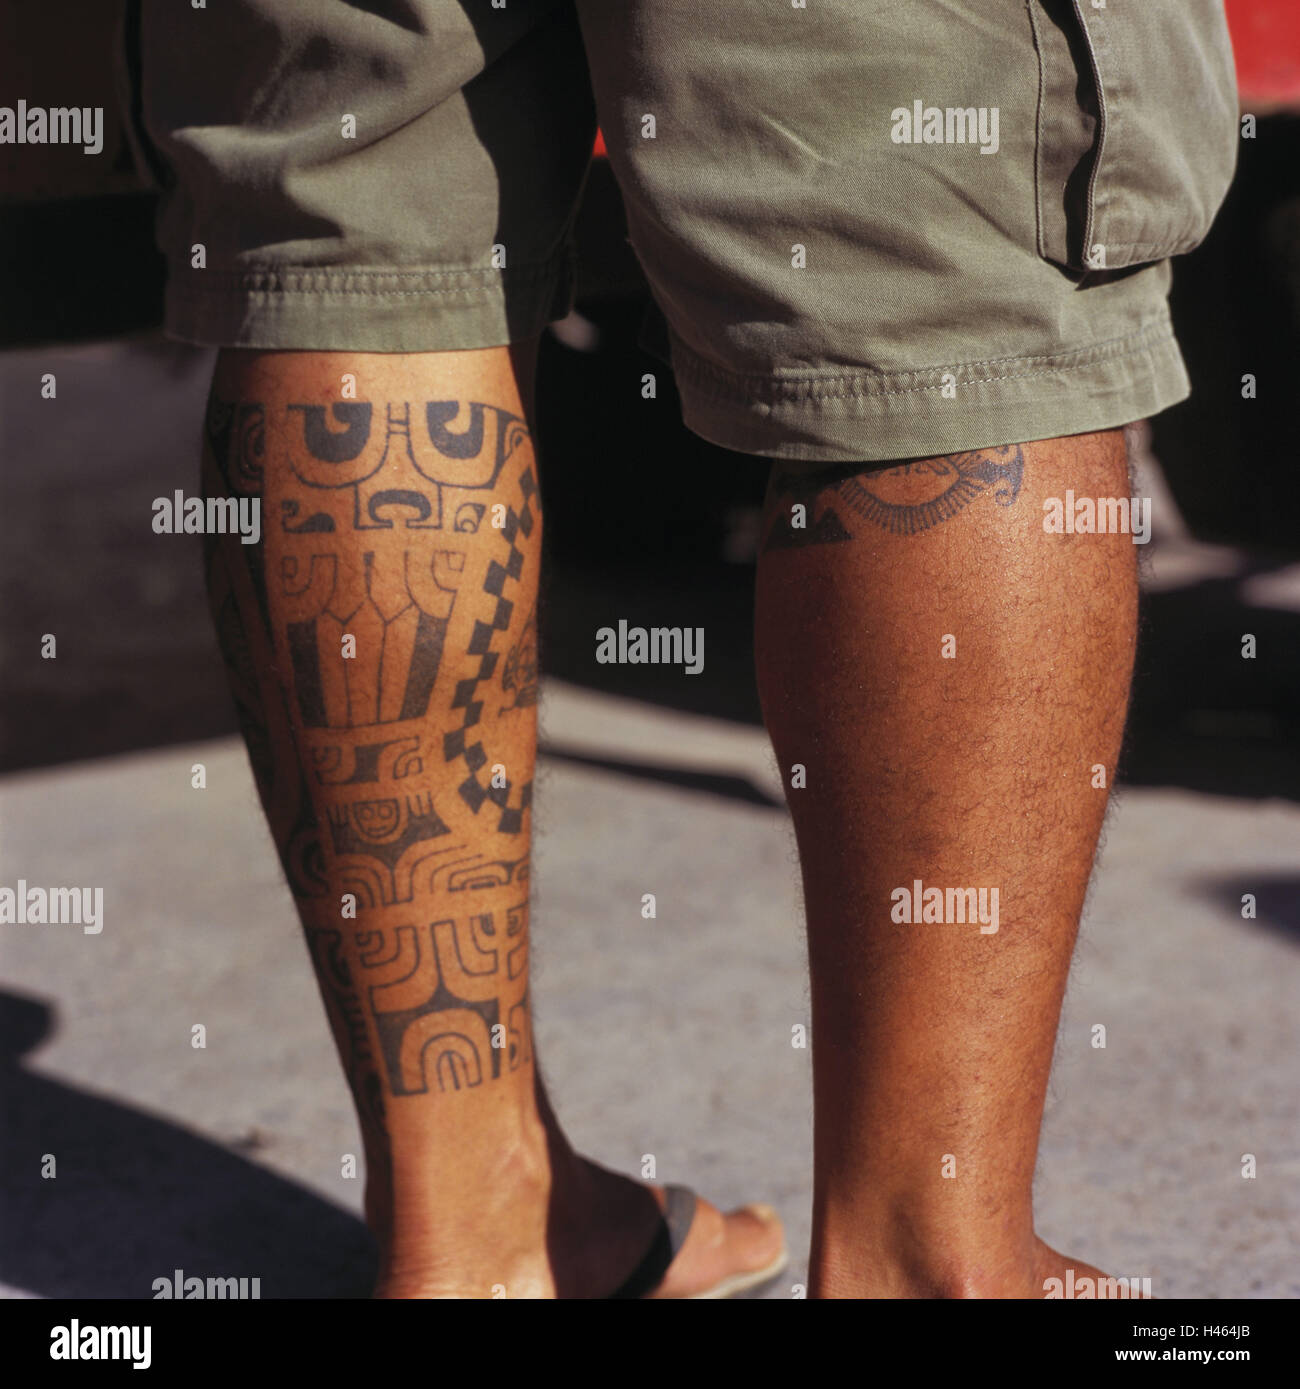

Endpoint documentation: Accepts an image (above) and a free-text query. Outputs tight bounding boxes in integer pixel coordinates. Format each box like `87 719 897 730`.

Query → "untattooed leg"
202 343 782 1297
755 430 1138 1298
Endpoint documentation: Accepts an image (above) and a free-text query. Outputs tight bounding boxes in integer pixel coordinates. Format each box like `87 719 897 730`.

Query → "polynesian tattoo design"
762 444 1025 550
353 899 531 1095
500 603 539 711
202 391 540 1100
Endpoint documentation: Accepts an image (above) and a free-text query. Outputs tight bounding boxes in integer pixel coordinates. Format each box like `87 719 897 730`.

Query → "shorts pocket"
1030 0 1238 272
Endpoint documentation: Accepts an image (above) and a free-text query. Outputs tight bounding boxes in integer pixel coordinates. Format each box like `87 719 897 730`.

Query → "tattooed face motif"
351 798 402 841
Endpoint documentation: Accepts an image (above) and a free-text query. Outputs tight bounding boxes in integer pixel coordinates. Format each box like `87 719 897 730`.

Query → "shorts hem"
669 314 1191 462
162 249 577 353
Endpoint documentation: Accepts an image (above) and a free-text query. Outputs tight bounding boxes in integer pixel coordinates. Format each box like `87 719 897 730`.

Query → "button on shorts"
118 0 1239 462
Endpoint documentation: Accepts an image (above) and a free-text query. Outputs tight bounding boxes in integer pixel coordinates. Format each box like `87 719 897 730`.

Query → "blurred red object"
593 128 607 158
1225 0 1300 107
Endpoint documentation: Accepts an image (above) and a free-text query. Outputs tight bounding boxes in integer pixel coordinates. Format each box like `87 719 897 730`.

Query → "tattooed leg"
202 344 782 1297
755 431 1138 1298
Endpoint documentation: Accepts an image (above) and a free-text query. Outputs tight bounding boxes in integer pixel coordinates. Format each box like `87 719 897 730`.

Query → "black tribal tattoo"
500 603 539 711
203 386 542 1103
762 444 1025 550
355 900 531 1095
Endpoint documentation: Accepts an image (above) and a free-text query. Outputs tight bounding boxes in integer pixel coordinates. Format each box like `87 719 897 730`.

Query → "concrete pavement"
2 677 1297 1299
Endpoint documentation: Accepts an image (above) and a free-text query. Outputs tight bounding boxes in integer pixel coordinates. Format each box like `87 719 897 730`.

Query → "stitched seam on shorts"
672 317 1176 406
167 259 565 299
1103 239 1199 255
679 317 1172 389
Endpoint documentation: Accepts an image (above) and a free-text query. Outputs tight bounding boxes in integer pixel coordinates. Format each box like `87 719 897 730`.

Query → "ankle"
813 1200 1041 1298
375 1157 554 1297
370 1109 553 1263
815 1253 1026 1299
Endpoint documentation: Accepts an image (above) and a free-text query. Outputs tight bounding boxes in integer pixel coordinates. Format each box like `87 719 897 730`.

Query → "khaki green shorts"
119 0 1238 463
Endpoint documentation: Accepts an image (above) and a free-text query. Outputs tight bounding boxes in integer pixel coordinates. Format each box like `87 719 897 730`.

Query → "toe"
651 1196 786 1298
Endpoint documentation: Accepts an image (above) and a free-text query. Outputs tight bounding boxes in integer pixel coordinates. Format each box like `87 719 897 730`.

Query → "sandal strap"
605 1184 697 1299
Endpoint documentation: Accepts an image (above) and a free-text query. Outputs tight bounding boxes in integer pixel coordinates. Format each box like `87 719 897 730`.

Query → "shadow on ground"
1201 875 1300 945
0 991 374 1299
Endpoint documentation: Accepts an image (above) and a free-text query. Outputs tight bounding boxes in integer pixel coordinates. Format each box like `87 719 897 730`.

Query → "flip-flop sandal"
606 1184 789 1300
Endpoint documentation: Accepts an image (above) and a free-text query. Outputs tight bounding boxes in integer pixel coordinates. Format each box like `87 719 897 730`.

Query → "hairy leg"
755 430 1138 1298
202 343 781 1297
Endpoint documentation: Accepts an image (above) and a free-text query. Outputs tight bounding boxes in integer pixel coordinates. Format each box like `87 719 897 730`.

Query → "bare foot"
815 1233 1147 1299
1033 1241 1153 1299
